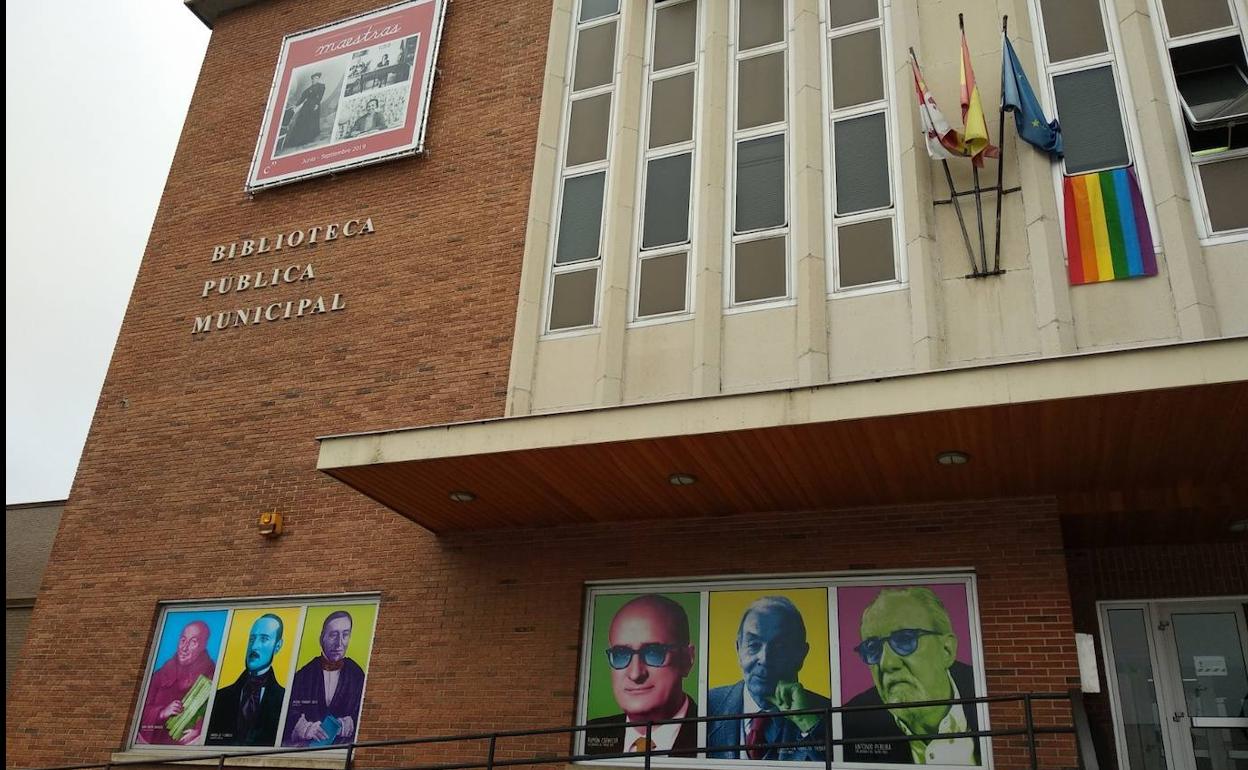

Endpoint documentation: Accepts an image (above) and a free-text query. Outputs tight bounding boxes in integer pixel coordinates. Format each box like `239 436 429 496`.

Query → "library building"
6 4 1246 770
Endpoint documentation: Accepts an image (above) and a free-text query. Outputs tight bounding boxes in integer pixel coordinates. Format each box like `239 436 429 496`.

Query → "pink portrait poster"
247 0 446 190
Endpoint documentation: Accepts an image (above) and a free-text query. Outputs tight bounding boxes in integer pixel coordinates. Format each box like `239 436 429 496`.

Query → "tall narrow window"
730 0 789 306
824 0 902 292
1033 0 1136 176
634 0 699 321
1149 0 1248 236
547 0 621 332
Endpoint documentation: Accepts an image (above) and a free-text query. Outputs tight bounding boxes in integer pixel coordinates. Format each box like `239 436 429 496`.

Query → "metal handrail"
16 689 1093 770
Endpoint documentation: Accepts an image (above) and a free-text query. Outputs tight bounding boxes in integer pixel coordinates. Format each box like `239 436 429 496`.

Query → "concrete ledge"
110 751 345 770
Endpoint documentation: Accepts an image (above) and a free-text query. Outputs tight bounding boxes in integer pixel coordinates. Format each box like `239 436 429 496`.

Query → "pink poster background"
251 0 438 186
837 583 974 703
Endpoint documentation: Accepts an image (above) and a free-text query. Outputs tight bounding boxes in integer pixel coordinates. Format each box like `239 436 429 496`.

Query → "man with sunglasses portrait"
585 595 698 757
843 587 980 765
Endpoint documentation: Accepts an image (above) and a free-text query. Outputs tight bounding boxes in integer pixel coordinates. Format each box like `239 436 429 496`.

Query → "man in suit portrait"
206 614 286 747
585 595 698 758
842 587 980 765
707 596 828 761
283 611 366 747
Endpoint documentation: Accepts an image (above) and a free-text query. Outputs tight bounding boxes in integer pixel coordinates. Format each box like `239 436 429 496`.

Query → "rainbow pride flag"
1062 166 1157 285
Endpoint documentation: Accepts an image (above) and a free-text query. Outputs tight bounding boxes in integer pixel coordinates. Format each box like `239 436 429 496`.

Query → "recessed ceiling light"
669 473 697 486
936 451 970 466
448 491 476 502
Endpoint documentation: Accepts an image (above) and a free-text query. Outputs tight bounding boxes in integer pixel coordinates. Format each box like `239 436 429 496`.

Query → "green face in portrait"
859 589 957 732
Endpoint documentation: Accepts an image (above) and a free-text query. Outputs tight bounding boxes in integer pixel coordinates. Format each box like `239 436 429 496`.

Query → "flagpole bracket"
933 185 1020 207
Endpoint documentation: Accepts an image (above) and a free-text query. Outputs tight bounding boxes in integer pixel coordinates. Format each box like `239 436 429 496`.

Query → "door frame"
1098 596 1248 770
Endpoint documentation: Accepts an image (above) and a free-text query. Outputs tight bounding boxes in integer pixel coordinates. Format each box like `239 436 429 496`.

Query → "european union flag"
1002 36 1063 157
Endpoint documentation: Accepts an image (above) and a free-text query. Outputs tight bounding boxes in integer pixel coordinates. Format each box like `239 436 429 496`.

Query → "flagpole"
961 13 990 276
993 15 1009 274
910 47 979 276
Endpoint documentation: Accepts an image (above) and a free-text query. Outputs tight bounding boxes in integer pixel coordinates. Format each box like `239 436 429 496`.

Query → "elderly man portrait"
707 596 828 761
842 587 981 765
585 595 698 757
283 611 367 747
206 614 286 746
137 619 217 745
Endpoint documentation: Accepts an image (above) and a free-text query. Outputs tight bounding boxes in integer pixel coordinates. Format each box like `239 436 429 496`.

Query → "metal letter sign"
246 0 448 192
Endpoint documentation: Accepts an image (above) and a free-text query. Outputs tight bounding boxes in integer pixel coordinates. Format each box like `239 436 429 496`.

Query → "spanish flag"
960 30 998 167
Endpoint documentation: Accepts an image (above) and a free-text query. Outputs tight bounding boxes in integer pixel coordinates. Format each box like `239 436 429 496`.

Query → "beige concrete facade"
507 0 1248 417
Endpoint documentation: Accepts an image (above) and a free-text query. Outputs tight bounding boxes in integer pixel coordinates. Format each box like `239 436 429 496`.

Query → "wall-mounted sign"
246 0 448 192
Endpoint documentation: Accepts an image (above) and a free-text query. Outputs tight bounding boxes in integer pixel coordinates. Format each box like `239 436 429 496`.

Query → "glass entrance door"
1154 601 1248 770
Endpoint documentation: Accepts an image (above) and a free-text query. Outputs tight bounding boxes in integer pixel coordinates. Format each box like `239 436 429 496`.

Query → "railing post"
823 706 833 770
1023 693 1038 770
487 734 497 770
217 753 226 770
344 743 355 770
645 722 653 770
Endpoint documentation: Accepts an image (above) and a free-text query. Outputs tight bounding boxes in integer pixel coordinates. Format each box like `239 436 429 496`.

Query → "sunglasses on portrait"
605 644 681 669
853 629 942 665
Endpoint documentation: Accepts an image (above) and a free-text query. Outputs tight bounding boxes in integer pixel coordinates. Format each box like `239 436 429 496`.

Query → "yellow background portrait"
707 588 830 697
217 606 304 688
294 603 379 673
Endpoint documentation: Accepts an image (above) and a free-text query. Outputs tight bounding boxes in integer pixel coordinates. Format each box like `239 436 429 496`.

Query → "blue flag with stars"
1002 35 1062 156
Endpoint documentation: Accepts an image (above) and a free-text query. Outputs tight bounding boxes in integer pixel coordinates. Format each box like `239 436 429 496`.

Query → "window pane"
828 0 878 28
1160 0 1233 37
580 0 618 23
574 21 616 92
650 73 695 147
734 236 787 302
1039 0 1108 62
566 94 611 166
738 52 785 129
549 268 598 330
1053 66 1130 174
830 29 883 109
655 1 697 71
643 153 693 248
637 252 689 317
1199 156 1248 232
739 0 784 50
556 172 605 264
735 134 786 232
834 112 891 213
837 218 895 288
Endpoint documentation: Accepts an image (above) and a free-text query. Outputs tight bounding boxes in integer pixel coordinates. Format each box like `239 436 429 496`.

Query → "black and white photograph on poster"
344 34 420 96
334 89 409 142
274 56 349 157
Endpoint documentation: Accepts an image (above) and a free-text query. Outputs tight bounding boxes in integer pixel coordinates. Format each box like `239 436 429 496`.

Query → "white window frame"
1026 0 1163 253
543 2 624 338
724 0 795 314
1144 0 1248 244
819 0 908 298
629 0 702 328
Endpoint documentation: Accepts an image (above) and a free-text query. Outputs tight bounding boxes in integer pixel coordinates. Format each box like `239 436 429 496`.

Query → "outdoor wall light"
1231 519 1248 534
936 451 970 466
448 491 476 502
257 511 284 538
669 473 698 486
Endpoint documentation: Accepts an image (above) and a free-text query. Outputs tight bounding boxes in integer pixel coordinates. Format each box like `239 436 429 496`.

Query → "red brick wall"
1065 541 1248 770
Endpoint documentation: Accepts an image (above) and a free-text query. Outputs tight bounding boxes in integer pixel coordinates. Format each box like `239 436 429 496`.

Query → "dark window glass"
1039 0 1108 62
735 134 786 233
837 218 896 287
643 153 693 249
734 236 787 302
1053 66 1131 174
637 252 689 317
574 22 617 92
566 94 611 166
556 172 605 264
549 268 599 330
834 112 891 214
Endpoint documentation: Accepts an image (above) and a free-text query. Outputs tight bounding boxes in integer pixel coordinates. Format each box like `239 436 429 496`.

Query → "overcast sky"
6 3 211 504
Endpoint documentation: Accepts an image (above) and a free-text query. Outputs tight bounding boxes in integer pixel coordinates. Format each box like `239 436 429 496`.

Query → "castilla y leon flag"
959 29 999 167
910 57 964 160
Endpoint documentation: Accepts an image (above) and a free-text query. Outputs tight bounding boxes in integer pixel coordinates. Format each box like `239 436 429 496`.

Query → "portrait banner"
205 606 304 747
836 583 983 766
581 592 702 758
246 0 448 191
135 610 229 746
706 588 831 762
282 603 380 748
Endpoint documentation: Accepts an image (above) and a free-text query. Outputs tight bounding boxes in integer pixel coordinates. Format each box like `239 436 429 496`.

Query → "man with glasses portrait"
585 594 698 758
843 588 981 765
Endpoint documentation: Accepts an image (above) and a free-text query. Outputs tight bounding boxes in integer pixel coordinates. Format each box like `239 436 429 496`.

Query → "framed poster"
246 0 448 191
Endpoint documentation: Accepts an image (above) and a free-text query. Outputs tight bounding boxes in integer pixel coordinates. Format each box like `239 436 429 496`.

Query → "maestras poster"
247 0 447 190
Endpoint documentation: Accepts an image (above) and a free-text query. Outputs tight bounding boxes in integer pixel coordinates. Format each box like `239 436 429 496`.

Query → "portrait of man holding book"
136 614 223 745
282 609 368 747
